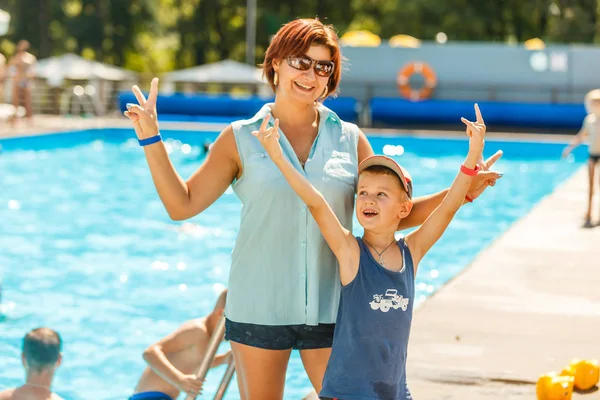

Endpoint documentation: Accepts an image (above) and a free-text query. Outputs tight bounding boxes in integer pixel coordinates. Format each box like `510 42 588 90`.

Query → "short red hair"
262 18 343 99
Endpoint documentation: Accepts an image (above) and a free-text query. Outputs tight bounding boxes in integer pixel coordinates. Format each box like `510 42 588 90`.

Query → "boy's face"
356 172 412 231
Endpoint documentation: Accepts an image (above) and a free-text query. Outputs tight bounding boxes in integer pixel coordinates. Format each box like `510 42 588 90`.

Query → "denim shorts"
225 318 335 350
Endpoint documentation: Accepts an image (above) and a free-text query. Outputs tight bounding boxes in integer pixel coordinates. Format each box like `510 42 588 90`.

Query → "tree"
1 0 599 74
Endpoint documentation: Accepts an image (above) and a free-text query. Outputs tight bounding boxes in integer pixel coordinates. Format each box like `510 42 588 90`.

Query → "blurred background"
2 0 600 130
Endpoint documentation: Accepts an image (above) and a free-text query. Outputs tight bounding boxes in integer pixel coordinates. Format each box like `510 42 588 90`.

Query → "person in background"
0 327 64 400
562 89 600 227
0 52 6 102
8 40 36 124
130 289 231 400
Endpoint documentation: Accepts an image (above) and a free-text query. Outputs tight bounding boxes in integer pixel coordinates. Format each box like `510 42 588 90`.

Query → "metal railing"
339 80 595 106
1 78 130 117
214 358 236 399
186 316 235 400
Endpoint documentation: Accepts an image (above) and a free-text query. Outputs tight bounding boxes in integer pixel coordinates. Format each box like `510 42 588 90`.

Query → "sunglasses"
286 55 335 78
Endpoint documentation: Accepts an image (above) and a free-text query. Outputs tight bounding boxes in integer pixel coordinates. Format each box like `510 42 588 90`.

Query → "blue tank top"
320 237 415 400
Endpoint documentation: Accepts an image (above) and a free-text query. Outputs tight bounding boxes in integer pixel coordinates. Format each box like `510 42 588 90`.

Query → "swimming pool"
0 128 587 399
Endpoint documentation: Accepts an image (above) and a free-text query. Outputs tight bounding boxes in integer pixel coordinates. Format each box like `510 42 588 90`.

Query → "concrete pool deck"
4 115 599 399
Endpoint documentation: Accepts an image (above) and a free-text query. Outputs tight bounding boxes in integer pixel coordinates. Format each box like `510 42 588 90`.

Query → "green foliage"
1 0 599 74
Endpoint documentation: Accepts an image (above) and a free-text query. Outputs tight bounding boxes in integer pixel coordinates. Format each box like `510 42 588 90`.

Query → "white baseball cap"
358 155 413 199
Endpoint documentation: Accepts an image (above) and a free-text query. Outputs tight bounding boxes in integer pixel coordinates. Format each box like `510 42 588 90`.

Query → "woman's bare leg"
230 341 291 400
299 347 332 393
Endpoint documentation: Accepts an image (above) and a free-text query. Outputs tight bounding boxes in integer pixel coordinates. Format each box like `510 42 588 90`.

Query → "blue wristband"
138 134 162 147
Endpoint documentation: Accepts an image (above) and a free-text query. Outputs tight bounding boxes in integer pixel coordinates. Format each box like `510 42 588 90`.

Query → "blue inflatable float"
369 98 586 130
119 92 361 124
118 92 586 130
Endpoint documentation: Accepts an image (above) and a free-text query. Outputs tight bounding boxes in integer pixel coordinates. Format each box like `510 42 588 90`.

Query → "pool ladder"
186 317 235 400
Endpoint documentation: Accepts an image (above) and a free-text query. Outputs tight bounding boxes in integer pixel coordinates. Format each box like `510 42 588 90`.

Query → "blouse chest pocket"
322 148 356 187
243 151 282 183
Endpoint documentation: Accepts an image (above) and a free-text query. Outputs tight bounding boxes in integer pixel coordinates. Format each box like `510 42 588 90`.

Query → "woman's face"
273 44 333 105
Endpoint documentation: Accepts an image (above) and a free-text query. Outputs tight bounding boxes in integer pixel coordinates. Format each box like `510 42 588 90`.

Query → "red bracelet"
460 164 480 176
465 195 473 203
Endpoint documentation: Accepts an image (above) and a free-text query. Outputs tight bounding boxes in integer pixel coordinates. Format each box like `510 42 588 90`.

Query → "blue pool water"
0 128 587 399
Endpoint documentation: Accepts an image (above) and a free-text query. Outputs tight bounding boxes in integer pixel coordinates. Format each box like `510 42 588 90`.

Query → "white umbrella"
34 53 137 82
164 59 266 84
0 9 9 36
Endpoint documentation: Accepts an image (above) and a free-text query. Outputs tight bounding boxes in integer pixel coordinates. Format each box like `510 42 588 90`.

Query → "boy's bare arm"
210 350 233 368
252 116 359 276
563 123 588 158
143 319 207 389
406 105 489 268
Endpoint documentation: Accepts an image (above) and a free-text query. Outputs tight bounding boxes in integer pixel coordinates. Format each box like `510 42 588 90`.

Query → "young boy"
0 327 64 400
252 105 490 400
562 89 600 227
130 289 232 400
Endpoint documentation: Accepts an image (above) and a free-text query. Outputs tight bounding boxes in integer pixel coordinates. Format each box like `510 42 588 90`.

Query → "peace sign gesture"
123 77 160 140
459 104 504 200
461 103 486 154
251 114 283 161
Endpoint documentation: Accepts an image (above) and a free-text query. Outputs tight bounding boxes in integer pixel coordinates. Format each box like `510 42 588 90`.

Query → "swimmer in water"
0 328 65 400
130 289 231 400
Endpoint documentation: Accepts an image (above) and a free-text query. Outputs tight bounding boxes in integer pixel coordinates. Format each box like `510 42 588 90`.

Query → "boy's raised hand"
461 103 486 155
252 114 283 160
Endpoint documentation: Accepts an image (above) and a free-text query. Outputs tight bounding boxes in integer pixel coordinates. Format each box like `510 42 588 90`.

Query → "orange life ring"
396 62 437 101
